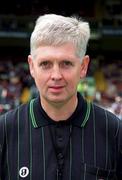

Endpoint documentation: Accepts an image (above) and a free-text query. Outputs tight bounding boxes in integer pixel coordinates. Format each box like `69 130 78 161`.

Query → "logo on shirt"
19 167 29 178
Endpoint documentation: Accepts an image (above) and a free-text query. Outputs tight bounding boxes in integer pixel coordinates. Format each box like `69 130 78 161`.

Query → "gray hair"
30 14 90 60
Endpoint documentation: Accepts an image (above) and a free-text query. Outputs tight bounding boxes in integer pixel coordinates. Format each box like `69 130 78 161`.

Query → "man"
0 14 122 180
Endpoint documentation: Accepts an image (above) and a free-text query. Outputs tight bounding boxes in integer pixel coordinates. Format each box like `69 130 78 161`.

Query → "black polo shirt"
0 93 122 180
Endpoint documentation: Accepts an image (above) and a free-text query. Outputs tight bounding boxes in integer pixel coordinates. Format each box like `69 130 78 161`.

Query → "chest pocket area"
81 162 116 180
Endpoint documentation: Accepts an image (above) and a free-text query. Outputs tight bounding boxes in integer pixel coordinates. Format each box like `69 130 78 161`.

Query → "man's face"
28 43 89 106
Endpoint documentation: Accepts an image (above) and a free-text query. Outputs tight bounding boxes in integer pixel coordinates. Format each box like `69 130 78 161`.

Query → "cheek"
66 73 80 86
34 73 49 87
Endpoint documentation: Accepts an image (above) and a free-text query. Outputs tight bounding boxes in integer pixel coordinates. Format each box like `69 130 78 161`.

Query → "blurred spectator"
111 96 122 120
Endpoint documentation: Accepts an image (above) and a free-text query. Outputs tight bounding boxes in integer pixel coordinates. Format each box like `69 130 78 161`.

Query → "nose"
51 65 62 81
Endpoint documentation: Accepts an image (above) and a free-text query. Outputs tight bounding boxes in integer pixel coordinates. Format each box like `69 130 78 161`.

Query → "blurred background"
0 0 122 119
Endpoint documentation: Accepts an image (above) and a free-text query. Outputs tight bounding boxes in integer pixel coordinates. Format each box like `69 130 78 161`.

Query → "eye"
60 60 73 68
39 61 52 69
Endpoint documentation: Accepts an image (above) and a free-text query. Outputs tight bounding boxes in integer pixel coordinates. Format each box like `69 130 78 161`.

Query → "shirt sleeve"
116 119 122 179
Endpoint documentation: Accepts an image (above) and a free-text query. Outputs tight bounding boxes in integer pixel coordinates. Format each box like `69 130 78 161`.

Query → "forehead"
33 43 79 61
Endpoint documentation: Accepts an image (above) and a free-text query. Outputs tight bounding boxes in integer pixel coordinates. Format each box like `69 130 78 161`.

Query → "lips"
49 85 65 93
50 86 63 88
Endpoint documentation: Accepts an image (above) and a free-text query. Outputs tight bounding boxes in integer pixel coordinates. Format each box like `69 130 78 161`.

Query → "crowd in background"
78 57 122 120
0 57 121 120
0 0 122 120
0 60 38 114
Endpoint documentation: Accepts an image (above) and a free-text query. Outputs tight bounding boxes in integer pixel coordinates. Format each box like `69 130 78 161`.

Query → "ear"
80 55 90 78
28 55 34 78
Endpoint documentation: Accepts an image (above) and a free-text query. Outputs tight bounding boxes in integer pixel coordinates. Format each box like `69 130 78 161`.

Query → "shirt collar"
29 93 91 128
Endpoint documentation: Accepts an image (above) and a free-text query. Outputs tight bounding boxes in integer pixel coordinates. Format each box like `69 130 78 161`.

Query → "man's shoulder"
0 102 29 126
92 102 119 121
92 102 120 136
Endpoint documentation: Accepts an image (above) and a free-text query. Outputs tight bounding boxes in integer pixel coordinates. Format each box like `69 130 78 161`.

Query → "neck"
40 96 78 121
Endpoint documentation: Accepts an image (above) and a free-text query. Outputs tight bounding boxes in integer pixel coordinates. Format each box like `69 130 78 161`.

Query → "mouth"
49 85 65 93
